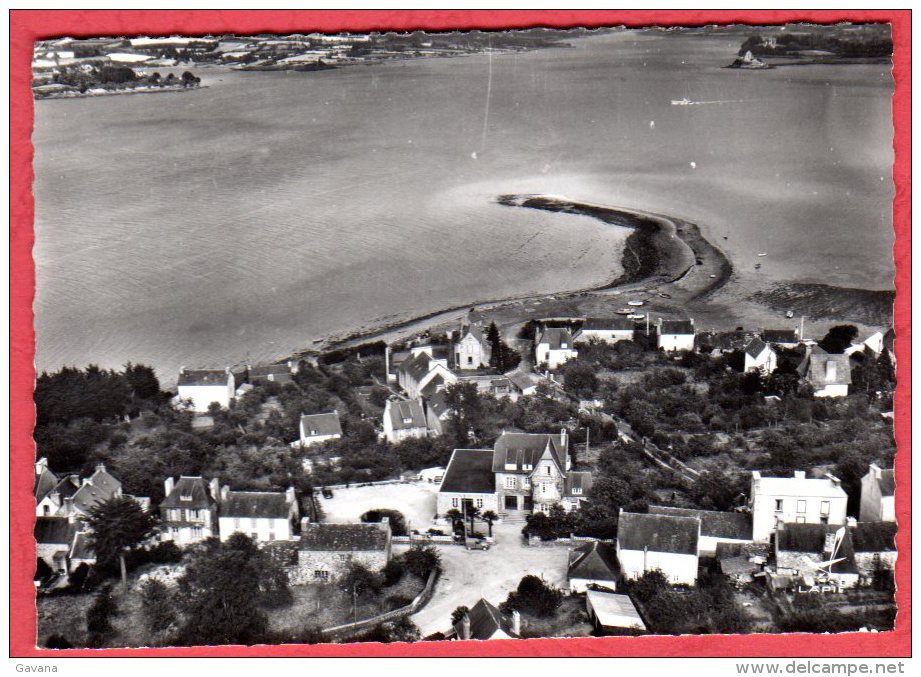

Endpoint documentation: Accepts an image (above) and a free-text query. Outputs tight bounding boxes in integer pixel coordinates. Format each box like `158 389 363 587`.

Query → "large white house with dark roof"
750 470 848 543
454 322 491 370
616 510 701 585
743 337 777 373
217 485 299 542
535 327 578 369
159 476 219 544
657 319 696 352
648 505 753 557
177 367 235 412
293 411 343 447
382 398 430 443
860 464 895 523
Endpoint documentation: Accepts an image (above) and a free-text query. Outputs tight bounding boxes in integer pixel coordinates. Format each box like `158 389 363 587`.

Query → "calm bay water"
32 31 894 382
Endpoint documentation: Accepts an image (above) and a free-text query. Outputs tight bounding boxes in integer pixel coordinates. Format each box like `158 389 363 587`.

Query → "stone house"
292 521 392 585
382 398 430 443
561 471 593 512
217 486 299 542
35 516 79 575
292 411 343 448
573 317 635 345
568 540 619 593
492 430 572 514
657 319 696 352
648 506 753 557
534 327 578 370
749 470 848 543
616 510 701 586
177 367 235 412
437 448 499 517
859 464 895 523
159 476 219 545
848 520 897 585
454 323 491 370
743 337 777 373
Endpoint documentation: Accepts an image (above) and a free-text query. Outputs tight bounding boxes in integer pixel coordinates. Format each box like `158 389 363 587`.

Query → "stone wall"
289 550 388 586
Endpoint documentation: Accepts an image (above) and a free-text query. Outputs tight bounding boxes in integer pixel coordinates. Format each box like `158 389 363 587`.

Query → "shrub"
86 585 117 635
501 575 563 618
140 579 177 634
402 544 441 579
382 558 405 587
360 509 408 536
44 634 73 649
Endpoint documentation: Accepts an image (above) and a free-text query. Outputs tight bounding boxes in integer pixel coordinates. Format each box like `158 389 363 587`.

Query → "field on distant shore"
32 30 894 381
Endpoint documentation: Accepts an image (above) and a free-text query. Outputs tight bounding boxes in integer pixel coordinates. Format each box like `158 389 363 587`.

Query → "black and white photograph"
28 21 899 649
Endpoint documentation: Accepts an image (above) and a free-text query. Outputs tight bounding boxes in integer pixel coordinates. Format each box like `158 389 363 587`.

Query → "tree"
340 560 383 599
501 575 563 618
175 534 281 646
442 381 487 446
140 578 177 634
561 361 599 399
85 496 158 591
819 325 858 354
360 509 407 536
451 605 470 626
124 362 161 400
86 584 117 641
482 510 498 537
44 634 73 649
466 504 480 534
402 544 441 579
181 70 200 86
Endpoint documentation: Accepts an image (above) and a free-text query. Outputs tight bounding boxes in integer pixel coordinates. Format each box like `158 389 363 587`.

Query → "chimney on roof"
511 609 521 637
209 477 220 500
461 613 471 641
794 471 806 480
286 486 296 505
35 457 48 475
560 428 568 450
62 497 75 520
164 477 174 496
825 473 841 488
300 516 311 531
95 463 106 474
869 463 882 480
220 485 230 502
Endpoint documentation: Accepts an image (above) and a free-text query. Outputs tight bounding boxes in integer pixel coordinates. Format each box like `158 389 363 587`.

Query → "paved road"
402 521 571 636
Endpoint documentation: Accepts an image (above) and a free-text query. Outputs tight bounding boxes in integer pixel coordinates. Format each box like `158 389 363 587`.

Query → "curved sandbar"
306 195 732 356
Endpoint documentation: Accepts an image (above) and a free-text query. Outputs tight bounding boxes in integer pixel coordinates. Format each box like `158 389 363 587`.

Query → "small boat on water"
627 300 644 307
616 308 633 315
628 313 645 320
757 252 768 257
786 310 795 319
671 97 692 106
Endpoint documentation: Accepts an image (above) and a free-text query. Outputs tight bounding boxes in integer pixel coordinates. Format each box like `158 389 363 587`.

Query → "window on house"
269 532 276 541
234 518 241 530
251 518 258 529
797 500 807 514
523 477 531 489
452 498 458 508
561 343 567 349
403 417 413 424
505 476 516 490
43 505 50 516
571 487 582 495
476 498 483 508
467 356 473 365
775 499 784 512
191 527 203 539
796 516 806 524
186 509 199 521
544 353 550 362
546 466 551 475
820 516 829 525
820 501 830 516
314 570 329 580
251 532 258 539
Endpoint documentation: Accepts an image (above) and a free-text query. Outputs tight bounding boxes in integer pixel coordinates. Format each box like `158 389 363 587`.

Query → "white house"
397 347 456 399
437 448 499 517
177 368 235 412
159 476 219 544
535 327 577 370
743 337 777 374
568 541 619 593
574 317 635 345
616 510 700 586
648 506 753 557
798 347 851 397
860 464 895 523
292 411 343 448
749 470 849 543
454 323 491 370
382 398 429 444
217 486 299 542
657 319 696 352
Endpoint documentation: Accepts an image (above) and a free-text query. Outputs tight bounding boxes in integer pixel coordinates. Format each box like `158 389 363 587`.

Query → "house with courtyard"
568 540 620 593
159 476 220 545
454 322 491 370
657 318 696 352
437 448 499 516
177 367 235 412
452 598 521 640
798 346 851 398
292 521 392 584
859 464 895 523
743 337 777 374
382 398 430 443
292 411 343 448
749 470 848 543
534 327 578 369
573 317 635 345
648 506 753 557
616 510 701 586
217 486 299 542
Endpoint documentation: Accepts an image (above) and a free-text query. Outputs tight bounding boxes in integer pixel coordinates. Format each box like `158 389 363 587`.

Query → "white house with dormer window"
749 470 848 543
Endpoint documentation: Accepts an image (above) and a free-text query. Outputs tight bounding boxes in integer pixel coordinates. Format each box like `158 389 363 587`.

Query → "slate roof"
300 412 342 438
460 324 488 345
617 511 700 555
178 369 230 386
744 337 770 359
564 471 593 498
581 317 634 331
699 331 750 351
453 598 517 640
799 347 852 387
568 541 619 582
420 374 446 400
660 320 695 336
492 431 568 473
776 523 858 574
70 531 94 560
249 364 292 382
752 472 848 499
53 475 82 501
440 449 496 494
648 506 753 541
871 468 895 497
505 368 539 393
34 516 76 545
34 466 58 502
425 391 451 419
387 399 427 431
160 476 216 510
299 523 390 552
72 466 122 513
400 352 433 384
537 327 574 350
761 329 799 344
849 522 897 553
221 491 290 519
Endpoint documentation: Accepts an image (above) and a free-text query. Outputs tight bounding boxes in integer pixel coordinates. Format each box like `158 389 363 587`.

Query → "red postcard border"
9 9 911 658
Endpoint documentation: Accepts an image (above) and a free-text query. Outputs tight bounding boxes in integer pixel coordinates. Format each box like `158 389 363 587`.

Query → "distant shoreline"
33 83 204 100
296 194 733 358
